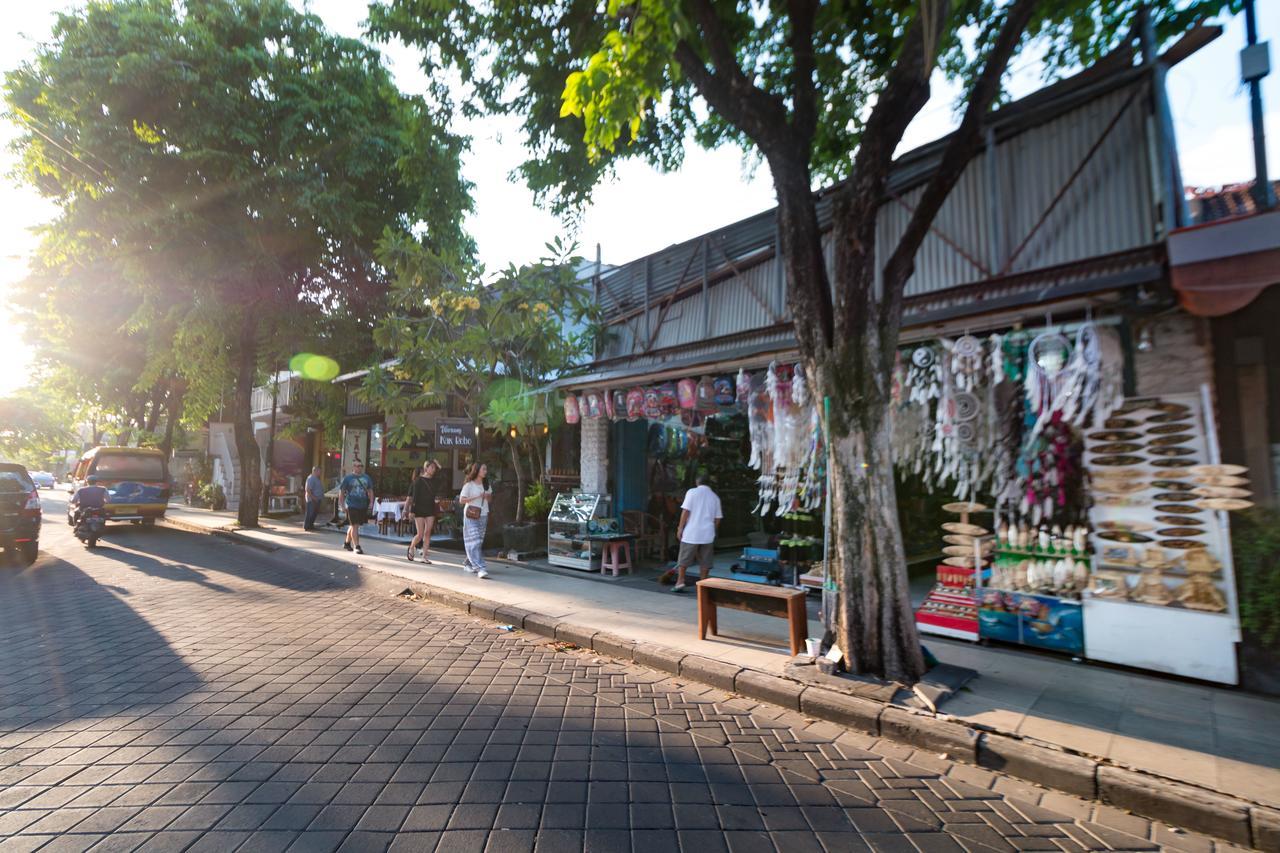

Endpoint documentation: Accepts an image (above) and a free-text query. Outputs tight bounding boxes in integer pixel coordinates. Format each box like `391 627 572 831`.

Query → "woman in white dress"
458 463 491 578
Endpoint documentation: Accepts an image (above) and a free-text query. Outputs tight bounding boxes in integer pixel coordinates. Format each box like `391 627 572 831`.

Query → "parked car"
0 462 41 565
68 447 169 525
30 471 55 489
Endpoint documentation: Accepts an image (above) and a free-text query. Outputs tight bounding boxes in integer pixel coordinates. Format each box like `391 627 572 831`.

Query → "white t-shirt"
680 485 723 544
459 481 489 517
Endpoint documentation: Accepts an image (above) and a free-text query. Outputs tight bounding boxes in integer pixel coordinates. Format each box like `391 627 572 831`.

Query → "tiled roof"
1186 180 1280 223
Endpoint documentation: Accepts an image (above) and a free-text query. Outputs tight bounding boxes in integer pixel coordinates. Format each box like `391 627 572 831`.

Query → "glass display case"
547 492 612 571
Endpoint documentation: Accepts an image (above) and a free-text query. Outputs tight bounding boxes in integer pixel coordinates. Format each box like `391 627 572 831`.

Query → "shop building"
555 29 1264 685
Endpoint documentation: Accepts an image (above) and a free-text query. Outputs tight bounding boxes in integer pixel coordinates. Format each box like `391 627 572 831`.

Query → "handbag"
465 504 482 520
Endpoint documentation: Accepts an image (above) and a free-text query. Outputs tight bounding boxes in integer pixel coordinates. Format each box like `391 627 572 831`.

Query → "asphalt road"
0 492 1208 852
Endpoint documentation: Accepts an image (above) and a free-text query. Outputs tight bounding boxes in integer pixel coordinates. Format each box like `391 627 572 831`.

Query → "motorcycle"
73 507 106 548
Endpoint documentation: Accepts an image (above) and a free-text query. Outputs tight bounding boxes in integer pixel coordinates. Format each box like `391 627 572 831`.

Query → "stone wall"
1134 312 1215 398
580 417 609 495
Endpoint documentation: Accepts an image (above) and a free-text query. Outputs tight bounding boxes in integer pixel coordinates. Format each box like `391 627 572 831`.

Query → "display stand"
1081 387 1241 684
916 503 988 643
547 493 612 571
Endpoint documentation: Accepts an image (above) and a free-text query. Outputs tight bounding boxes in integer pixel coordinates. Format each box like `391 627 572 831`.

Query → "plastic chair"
601 540 633 577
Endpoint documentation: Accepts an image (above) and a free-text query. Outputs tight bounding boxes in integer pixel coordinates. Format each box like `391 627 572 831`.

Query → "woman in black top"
407 460 441 563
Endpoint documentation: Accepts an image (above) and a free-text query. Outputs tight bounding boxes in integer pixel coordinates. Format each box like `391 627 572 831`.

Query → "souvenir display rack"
547 492 613 571
1081 388 1245 684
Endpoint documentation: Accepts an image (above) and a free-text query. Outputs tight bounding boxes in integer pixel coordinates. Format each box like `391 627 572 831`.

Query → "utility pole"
1242 0 1275 209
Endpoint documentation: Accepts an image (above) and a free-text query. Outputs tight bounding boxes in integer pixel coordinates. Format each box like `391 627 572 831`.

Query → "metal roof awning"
554 246 1164 392
1169 209 1280 316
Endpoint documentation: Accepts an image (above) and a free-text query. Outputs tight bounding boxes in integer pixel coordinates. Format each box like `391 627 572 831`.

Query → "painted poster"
341 427 368 474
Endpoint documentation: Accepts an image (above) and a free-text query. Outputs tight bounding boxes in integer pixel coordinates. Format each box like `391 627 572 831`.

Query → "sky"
0 2 1277 397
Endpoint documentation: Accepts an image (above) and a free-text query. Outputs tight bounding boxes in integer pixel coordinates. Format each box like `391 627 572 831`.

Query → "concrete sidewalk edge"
162 516 1278 850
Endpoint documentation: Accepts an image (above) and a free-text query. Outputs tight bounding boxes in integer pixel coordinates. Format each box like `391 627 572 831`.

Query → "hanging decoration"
749 361 824 516
584 390 604 419
695 376 717 412
625 387 644 421
563 393 581 425
677 378 697 410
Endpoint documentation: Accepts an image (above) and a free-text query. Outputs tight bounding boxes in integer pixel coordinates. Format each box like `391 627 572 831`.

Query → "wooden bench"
696 578 808 656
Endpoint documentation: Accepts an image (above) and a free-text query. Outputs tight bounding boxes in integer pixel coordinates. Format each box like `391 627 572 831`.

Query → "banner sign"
435 419 475 449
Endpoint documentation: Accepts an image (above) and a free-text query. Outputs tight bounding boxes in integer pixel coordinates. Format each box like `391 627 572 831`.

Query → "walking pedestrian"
458 462 491 579
303 466 324 531
671 472 722 593
339 461 375 555
407 460 441 563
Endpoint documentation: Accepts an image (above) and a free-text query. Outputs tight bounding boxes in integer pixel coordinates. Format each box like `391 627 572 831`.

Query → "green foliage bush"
523 481 554 521
1233 506 1280 648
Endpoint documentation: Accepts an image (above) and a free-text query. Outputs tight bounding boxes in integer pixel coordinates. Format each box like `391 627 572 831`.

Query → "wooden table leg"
697 584 708 640
787 596 806 657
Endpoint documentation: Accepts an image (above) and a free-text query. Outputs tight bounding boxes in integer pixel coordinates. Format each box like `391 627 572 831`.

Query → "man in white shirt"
672 473 722 593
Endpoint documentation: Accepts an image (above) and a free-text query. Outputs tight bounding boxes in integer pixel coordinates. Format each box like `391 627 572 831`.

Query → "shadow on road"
0 549 202 729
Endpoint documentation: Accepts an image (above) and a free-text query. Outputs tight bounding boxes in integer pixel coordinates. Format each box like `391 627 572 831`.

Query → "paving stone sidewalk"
0 519 1249 852
159 501 1280 817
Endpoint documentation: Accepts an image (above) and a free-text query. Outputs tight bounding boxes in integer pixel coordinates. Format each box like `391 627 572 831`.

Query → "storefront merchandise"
547 492 612 571
1081 390 1245 684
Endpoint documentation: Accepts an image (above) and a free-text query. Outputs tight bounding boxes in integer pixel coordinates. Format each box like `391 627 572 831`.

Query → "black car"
0 462 42 565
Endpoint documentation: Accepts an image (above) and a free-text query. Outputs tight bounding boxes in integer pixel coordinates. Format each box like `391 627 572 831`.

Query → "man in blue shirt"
303 466 324 531
339 461 374 554
70 476 109 524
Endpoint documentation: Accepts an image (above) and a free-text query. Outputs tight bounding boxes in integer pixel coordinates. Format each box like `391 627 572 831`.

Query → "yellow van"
69 447 170 524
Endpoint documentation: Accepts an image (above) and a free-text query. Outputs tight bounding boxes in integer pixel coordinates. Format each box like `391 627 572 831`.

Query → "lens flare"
289 352 340 381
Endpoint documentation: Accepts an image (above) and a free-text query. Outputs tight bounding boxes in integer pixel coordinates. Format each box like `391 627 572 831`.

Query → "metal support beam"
702 238 711 339
985 127 1004 272
1140 8 1191 232
1243 0 1276 209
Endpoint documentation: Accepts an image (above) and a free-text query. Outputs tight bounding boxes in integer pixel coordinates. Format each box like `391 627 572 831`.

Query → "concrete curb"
163 518 1275 849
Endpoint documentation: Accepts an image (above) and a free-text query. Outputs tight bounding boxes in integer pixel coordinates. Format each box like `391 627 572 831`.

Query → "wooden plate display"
1096 520 1156 532
1152 492 1197 502
1197 498 1254 511
1152 458 1198 471
1151 480 1194 491
943 545 978 557
1096 530 1154 543
1195 475 1249 487
1089 431 1142 442
1189 464 1247 477
1092 455 1145 467
943 534 978 546
1149 423 1194 435
1156 527 1206 538
1150 402 1191 415
1148 446 1196 457
1103 417 1142 429
1092 442 1143 454
1092 480 1147 494
942 555 977 568
942 522 987 536
1150 435 1194 447
1156 514 1204 526
1155 504 1201 515
942 501 987 514
1147 412 1192 423
1095 495 1147 507
1160 539 1208 550
1192 486 1252 499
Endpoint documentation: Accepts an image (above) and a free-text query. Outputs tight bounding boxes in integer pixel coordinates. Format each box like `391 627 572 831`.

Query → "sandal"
406 544 415 561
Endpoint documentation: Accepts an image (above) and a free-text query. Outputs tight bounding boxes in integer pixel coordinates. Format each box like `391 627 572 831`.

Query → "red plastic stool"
601 540 633 577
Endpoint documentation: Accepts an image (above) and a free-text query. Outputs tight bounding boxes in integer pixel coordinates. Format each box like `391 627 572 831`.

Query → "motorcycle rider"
70 476 109 524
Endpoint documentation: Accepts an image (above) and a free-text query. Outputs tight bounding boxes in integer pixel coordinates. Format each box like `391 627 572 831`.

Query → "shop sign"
435 419 475 449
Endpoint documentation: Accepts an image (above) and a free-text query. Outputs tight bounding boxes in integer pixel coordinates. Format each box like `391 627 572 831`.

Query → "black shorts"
347 506 369 525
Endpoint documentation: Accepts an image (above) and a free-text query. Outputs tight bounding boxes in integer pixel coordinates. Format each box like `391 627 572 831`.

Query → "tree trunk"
508 437 524 523
234 312 262 528
773 173 926 684
815 350 925 683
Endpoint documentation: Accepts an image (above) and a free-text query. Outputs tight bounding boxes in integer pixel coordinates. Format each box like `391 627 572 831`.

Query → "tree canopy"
370 0 1223 215
6 0 472 523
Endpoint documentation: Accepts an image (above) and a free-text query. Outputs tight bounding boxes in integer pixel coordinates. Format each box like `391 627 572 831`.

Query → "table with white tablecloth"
373 499 407 524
